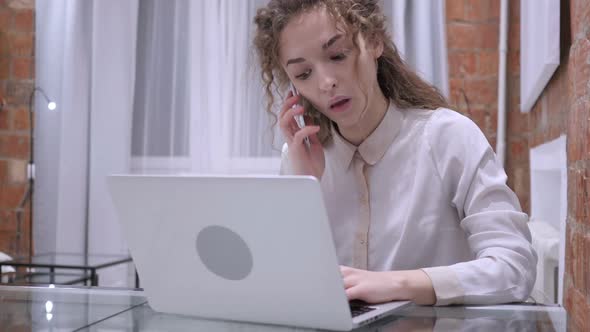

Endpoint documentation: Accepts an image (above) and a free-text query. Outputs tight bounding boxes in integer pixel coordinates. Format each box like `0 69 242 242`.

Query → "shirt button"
360 240 365 245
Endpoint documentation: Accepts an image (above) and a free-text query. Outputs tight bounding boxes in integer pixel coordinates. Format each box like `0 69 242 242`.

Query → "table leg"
90 269 98 286
135 269 140 289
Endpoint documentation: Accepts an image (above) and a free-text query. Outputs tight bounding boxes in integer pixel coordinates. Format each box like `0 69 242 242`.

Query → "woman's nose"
319 73 337 93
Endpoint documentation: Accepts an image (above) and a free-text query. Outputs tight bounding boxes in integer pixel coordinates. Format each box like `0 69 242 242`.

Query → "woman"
253 0 536 306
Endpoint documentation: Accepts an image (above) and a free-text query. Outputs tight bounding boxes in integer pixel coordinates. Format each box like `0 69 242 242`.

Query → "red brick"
0 183 25 208
569 167 590 221
0 233 16 254
0 57 8 80
465 0 498 22
446 0 465 21
508 50 520 75
508 76 521 112
573 38 590 101
0 9 11 31
448 23 498 50
448 51 477 77
505 165 529 209
0 159 6 181
508 23 520 51
572 0 590 38
0 209 16 232
0 134 29 159
0 30 10 56
11 107 28 130
566 286 590 332
507 109 528 134
585 110 590 160
508 0 520 25
568 100 589 163
586 233 590 300
13 9 33 32
463 77 498 105
566 224 574 277
488 109 498 134
11 57 32 79
568 50 577 102
477 50 498 75
546 70 569 118
507 138 528 164
573 229 587 290
7 32 33 57
0 106 8 129
4 80 32 105
449 78 467 109
7 159 25 183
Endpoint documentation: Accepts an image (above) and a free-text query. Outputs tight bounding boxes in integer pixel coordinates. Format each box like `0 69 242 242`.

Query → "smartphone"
290 82 311 149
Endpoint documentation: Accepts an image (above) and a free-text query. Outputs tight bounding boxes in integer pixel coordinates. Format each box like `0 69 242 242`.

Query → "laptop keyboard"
349 300 376 318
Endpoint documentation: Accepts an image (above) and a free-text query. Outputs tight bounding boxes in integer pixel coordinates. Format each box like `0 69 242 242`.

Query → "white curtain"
35 0 138 287
35 0 447 287
381 0 449 96
131 0 191 174
186 0 281 175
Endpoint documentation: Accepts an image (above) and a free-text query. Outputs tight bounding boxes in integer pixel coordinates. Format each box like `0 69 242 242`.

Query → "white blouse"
280 105 537 305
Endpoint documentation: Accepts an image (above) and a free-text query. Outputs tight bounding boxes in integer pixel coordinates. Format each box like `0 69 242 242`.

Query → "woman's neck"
339 89 389 146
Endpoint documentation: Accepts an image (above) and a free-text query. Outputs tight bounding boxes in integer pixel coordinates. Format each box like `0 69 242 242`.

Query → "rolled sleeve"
421 266 464 306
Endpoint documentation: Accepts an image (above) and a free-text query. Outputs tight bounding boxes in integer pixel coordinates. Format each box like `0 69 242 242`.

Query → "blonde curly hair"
253 0 448 144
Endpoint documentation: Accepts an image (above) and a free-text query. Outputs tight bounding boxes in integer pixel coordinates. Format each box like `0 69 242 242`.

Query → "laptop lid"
107 174 357 330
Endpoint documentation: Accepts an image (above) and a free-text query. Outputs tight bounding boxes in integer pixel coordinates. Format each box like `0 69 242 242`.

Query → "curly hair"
253 0 449 144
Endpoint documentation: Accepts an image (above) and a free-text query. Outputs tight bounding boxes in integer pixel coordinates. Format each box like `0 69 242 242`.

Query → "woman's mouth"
329 98 351 113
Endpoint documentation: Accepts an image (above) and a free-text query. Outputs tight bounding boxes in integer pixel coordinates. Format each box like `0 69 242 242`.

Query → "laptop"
107 174 410 331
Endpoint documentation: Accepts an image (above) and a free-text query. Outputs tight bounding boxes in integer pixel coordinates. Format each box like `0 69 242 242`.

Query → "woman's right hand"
279 92 325 179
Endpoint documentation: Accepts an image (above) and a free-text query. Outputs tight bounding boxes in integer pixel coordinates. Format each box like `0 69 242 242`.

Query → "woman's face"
279 7 383 130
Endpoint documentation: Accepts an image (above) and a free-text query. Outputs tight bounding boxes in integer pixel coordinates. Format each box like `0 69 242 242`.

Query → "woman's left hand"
340 266 436 305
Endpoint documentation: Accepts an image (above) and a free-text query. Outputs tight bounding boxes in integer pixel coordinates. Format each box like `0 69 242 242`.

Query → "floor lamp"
16 87 56 257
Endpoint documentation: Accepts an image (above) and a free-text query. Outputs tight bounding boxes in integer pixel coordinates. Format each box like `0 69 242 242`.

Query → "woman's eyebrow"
322 34 343 50
286 57 305 66
286 34 344 66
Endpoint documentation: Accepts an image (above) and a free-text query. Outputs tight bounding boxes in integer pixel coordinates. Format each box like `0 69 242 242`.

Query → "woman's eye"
331 53 347 61
296 70 311 80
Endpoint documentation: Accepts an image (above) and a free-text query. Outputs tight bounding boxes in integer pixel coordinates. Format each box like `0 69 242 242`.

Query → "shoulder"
424 108 490 156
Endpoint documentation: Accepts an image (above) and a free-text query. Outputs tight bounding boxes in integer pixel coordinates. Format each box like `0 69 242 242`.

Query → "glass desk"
0 285 568 331
0 285 146 331
0 252 137 287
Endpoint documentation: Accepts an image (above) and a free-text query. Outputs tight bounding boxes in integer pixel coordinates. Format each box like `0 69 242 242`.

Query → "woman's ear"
371 38 384 60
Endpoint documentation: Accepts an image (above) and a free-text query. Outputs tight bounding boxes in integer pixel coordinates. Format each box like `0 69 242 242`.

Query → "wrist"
404 270 436 305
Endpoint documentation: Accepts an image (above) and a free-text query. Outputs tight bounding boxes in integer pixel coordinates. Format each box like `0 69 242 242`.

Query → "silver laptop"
107 174 410 331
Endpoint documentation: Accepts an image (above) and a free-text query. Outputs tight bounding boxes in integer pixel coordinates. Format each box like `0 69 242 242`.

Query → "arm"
421 110 537 305
342 111 536 306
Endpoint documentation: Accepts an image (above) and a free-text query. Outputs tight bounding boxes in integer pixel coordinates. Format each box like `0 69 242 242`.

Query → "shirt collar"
329 102 404 169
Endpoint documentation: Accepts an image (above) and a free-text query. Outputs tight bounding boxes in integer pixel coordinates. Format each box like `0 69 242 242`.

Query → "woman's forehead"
279 8 347 60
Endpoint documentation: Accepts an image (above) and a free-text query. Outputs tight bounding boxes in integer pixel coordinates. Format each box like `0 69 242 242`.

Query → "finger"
279 94 301 119
343 276 357 289
340 265 354 277
345 286 362 301
292 126 320 148
308 129 321 144
279 106 305 141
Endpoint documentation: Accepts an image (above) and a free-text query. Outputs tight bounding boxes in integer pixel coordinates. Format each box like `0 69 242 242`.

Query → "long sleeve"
422 111 537 305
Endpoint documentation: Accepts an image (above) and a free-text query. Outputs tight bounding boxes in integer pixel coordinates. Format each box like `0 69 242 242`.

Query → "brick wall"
563 0 590 330
447 0 530 213
0 0 34 258
447 0 589 330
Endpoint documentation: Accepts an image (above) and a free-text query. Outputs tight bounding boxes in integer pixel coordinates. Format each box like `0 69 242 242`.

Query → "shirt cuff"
421 266 464 306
